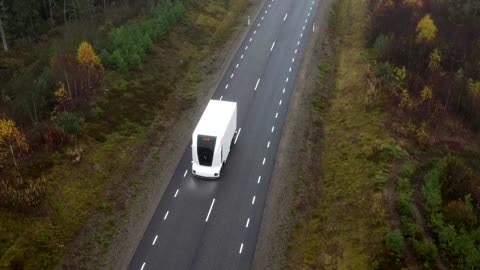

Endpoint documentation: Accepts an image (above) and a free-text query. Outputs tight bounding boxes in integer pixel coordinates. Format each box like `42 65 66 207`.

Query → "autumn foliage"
368 0 480 145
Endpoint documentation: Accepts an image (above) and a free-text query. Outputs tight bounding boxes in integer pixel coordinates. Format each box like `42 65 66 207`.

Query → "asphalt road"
128 0 320 269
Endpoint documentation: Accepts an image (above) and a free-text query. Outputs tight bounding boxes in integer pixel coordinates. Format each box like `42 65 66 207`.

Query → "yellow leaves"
400 88 414 110
393 66 406 82
416 14 438 43
421 86 433 102
54 82 67 101
467 79 480 96
77 41 102 68
0 118 29 161
428 49 441 71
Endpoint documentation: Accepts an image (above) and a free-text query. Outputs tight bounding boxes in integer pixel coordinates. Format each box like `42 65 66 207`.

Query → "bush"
386 229 406 258
401 217 422 239
438 155 475 201
56 112 80 135
412 239 438 262
443 196 477 230
422 167 442 214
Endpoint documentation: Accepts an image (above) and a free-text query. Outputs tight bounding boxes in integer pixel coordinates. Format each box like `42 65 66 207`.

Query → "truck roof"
193 100 236 138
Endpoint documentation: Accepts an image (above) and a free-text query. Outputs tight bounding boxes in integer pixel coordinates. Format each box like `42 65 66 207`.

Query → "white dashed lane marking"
257 176 262 184
141 262 146 270
239 243 244 254
152 235 158 245
267 141 270 148
271 126 275 133
246 218 250 228
254 78 261 91
252 196 256 205
284 13 288 21
184 170 188 177
164 211 169 220
174 189 179 198
205 198 216 222
262 158 266 165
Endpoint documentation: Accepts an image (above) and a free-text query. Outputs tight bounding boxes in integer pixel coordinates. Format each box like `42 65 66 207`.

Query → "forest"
0 0 248 268
368 0 480 268
0 0 186 208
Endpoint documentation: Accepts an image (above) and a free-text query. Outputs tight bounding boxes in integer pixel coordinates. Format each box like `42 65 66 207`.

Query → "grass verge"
286 0 394 268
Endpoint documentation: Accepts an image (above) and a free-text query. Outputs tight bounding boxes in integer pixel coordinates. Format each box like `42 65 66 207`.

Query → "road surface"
128 0 321 269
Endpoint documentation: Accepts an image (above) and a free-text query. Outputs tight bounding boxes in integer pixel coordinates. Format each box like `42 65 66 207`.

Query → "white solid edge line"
174 189 179 198
246 218 250 228
262 158 266 165
219 96 223 100
141 262 146 270
234 128 241 144
267 141 270 148
205 198 216 222
270 41 276 51
284 13 288 21
239 243 244 254
257 176 262 183
252 196 256 205
254 78 261 90
152 235 158 245
164 211 169 220
184 170 188 177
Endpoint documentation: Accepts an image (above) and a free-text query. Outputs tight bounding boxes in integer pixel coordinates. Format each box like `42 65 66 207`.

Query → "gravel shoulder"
252 0 333 269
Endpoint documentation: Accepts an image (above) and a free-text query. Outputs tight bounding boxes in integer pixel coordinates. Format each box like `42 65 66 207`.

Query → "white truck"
192 100 237 178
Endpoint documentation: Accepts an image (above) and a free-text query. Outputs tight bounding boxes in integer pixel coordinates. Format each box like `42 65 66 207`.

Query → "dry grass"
287 0 393 268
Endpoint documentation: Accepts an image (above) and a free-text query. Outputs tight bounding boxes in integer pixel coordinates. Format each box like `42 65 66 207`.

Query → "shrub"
386 229 406 258
443 196 477 230
56 112 80 135
412 239 438 262
401 217 422 239
422 167 442 214
438 155 475 201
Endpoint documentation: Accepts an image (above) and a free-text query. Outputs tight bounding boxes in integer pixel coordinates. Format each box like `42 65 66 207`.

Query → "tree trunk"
9 142 19 171
0 14 8 52
49 0 54 25
63 0 67 24
63 69 73 102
